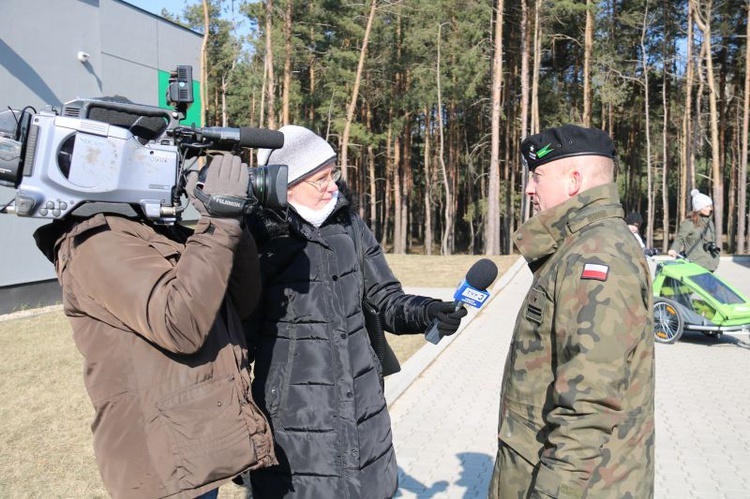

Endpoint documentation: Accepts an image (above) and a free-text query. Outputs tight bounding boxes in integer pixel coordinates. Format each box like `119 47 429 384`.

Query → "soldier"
489 124 655 498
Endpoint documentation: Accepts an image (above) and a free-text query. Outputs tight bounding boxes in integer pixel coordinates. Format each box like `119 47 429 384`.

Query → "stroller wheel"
653 297 684 344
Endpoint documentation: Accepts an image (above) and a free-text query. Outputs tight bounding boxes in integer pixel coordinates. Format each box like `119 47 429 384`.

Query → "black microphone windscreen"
465 258 499 290
88 107 167 141
239 127 284 149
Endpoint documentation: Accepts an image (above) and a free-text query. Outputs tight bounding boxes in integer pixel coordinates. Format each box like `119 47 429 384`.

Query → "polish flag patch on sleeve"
581 263 609 281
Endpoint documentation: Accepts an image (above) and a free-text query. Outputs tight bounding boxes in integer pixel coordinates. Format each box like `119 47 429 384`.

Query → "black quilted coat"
245 194 436 499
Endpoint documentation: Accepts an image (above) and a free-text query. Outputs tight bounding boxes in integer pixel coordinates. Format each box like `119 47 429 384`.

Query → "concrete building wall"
0 0 202 313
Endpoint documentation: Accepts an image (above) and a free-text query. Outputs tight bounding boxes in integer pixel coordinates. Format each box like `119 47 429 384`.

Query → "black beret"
521 124 615 171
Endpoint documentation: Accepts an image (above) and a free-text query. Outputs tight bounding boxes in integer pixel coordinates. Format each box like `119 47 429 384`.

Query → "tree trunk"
583 0 593 127
282 0 292 126
661 54 669 252
640 5 654 248
515 0 529 252
739 2 750 253
201 0 210 126
341 0 377 183
524 0 542 223
486 0 504 255
308 2 316 124
504 106 514 254
423 109 433 256
729 120 738 252
694 39 705 207
437 23 453 255
692 0 723 247
382 125 393 249
402 115 413 253
393 131 404 254
680 1 694 228
520 0 530 140
365 103 375 226
531 0 541 135
265 0 276 129
221 74 227 126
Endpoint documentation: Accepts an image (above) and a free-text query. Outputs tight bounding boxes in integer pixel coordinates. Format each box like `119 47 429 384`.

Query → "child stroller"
652 258 750 344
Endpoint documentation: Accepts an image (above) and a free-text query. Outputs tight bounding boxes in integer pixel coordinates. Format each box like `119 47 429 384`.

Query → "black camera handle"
191 185 254 218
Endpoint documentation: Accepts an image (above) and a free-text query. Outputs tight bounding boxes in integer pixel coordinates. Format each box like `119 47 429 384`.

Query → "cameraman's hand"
187 153 249 219
427 301 468 338
185 169 208 217
202 153 248 198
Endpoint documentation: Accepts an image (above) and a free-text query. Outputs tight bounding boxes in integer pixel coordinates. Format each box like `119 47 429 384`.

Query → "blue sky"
125 0 253 44
125 0 194 18
125 0 250 26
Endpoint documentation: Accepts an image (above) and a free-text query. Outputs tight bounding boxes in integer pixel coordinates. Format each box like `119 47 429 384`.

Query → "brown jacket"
35 214 276 498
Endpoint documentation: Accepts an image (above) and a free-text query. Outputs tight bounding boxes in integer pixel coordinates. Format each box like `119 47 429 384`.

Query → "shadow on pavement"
395 453 495 498
395 466 448 497
728 255 750 269
676 331 750 349
455 452 494 498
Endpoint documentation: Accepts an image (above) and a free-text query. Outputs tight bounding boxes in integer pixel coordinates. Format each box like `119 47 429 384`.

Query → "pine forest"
165 0 750 256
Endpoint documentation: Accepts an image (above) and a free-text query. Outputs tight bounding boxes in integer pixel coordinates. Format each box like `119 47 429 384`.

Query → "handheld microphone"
425 258 499 344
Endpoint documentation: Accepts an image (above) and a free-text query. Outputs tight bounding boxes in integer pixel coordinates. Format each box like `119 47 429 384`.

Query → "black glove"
427 300 468 337
186 153 249 218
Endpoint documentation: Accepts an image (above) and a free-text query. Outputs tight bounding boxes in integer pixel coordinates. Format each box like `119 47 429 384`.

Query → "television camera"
0 66 287 224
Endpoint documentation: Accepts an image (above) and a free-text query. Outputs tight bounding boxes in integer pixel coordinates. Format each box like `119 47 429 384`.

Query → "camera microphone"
199 127 284 150
424 258 499 344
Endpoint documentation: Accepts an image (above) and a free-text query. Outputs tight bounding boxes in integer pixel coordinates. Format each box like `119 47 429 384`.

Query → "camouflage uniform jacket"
489 183 655 499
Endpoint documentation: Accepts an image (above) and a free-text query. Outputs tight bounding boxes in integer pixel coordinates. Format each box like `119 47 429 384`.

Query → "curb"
385 256 528 406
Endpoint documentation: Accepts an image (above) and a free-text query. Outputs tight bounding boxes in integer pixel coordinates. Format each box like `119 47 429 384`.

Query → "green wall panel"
157 69 202 126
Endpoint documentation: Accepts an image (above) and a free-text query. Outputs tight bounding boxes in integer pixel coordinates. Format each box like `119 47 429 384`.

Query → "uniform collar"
513 183 623 264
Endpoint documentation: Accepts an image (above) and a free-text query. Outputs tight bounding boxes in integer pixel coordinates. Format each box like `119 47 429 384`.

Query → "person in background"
244 125 467 499
489 124 655 499
667 189 720 272
33 154 277 499
626 211 646 249
627 211 661 257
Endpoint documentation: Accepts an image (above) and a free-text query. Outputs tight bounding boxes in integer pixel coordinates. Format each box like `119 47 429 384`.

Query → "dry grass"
383 254 519 365
0 254 519 498
0 310 106 498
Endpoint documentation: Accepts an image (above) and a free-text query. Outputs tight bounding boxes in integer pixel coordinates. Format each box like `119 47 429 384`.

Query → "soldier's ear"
567 169 583 197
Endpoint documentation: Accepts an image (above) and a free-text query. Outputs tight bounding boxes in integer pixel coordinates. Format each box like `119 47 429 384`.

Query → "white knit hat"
257 125 336 185
691 189 713 212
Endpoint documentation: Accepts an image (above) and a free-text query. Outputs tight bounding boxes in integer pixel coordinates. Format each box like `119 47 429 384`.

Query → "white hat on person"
257 125 337 185
691 189 713 212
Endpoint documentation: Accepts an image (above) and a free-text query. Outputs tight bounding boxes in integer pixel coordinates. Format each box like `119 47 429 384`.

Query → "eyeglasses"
304 168 341 190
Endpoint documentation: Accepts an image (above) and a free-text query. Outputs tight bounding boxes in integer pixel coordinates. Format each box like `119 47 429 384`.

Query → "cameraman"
667 189 720 272
33 153 276 498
